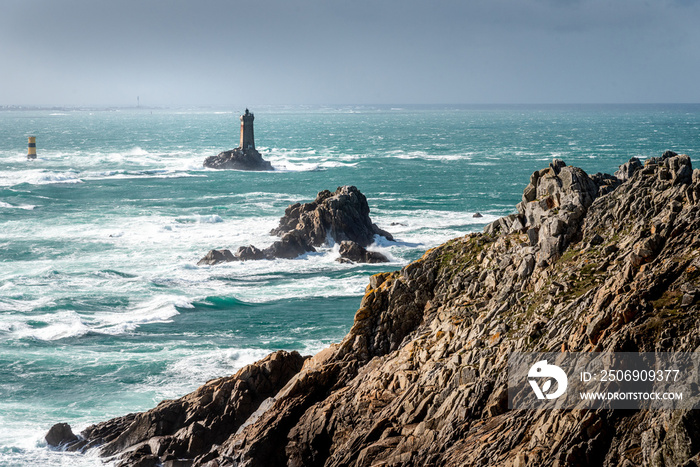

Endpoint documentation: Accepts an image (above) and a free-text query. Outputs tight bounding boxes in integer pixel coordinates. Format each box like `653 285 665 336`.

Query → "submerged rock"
203 148 273 171
198 186 393 265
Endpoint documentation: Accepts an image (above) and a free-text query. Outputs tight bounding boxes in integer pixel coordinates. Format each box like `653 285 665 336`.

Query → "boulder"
203 148 273 171
498 160 601 263
196 249 235 266
336 241 389 264
234 245 267 261
45 423 78 448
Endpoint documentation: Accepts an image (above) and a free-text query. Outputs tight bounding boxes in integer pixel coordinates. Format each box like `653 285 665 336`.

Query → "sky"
1 0 699 106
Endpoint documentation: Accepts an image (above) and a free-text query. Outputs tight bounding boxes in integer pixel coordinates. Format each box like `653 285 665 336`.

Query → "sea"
1 104 698 466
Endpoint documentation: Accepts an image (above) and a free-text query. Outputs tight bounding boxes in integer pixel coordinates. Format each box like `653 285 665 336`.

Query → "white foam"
196 214 224 224
12 311 90 341
4 295 187 342
0 170 84 187
0 201 35 210
93 296 184 334
387 150 473 161
126 147 149 156
270 160 321 172
152 347 272 399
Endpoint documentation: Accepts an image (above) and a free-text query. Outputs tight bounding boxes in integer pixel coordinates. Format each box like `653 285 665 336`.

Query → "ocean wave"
269 160 322 172
7 296 188 342
385 150 473 161
175 214 224 224
12 311 90 341
0 201 35 210
125 146 150 156
0 170 84 187
82 168 204 181
94 296 186 335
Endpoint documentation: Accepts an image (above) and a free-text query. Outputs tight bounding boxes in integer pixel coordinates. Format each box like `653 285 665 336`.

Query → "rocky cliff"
49 152 700 466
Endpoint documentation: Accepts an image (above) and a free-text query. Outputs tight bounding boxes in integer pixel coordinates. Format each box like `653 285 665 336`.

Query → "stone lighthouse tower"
203 108 272 170
239 109 255 150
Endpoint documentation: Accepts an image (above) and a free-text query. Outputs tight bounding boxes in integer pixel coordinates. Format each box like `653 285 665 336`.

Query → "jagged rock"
198 186 393 264
234 245 266 261
45 422 78 447
203 148 273 171
615 157 643 181
271 186 394 246
488 160 603 264
591 171 622 196
63 152 700 467
196 249 235 266
54 350 306 466
473 212 483 218
336 241 389 264
263 230 316 259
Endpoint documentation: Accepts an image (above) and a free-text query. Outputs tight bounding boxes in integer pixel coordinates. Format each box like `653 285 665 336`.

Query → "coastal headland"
48 152 700 466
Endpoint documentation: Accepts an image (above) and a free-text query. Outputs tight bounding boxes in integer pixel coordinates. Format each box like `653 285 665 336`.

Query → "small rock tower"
239 109 255 150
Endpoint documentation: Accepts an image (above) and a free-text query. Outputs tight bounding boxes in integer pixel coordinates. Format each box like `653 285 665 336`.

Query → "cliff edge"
49 152 700 466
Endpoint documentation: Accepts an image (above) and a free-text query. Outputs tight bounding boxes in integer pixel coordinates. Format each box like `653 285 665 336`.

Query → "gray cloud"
1 0 699 105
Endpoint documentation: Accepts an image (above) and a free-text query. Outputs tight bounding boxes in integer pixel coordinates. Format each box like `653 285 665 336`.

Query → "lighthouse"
203 108 272 170
239 109 255 150
27 136 37 159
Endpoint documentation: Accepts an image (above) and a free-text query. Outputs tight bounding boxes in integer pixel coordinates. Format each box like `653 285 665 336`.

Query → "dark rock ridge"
198 186 393 265
203 148 273 171
51 151 700 466
47 351 306 464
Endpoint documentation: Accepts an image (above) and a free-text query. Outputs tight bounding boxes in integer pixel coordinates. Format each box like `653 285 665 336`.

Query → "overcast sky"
1 0 699 106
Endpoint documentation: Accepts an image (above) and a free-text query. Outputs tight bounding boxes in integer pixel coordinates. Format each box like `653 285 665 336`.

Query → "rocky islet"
198 185 393 265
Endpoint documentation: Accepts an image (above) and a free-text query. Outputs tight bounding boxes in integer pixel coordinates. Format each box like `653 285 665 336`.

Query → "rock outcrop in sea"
198 186 393 265
49 151 700 466
203 148 273 171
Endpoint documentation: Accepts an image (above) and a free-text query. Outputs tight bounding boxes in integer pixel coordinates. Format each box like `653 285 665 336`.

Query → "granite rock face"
54 152 700 466
203 148 273 171
198 186 393 265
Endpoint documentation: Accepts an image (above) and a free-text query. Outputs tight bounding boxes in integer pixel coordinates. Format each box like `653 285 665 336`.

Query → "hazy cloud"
1 0 699 105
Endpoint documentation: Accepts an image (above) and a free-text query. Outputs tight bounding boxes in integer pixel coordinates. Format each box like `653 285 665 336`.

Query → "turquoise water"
1 104 699 465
